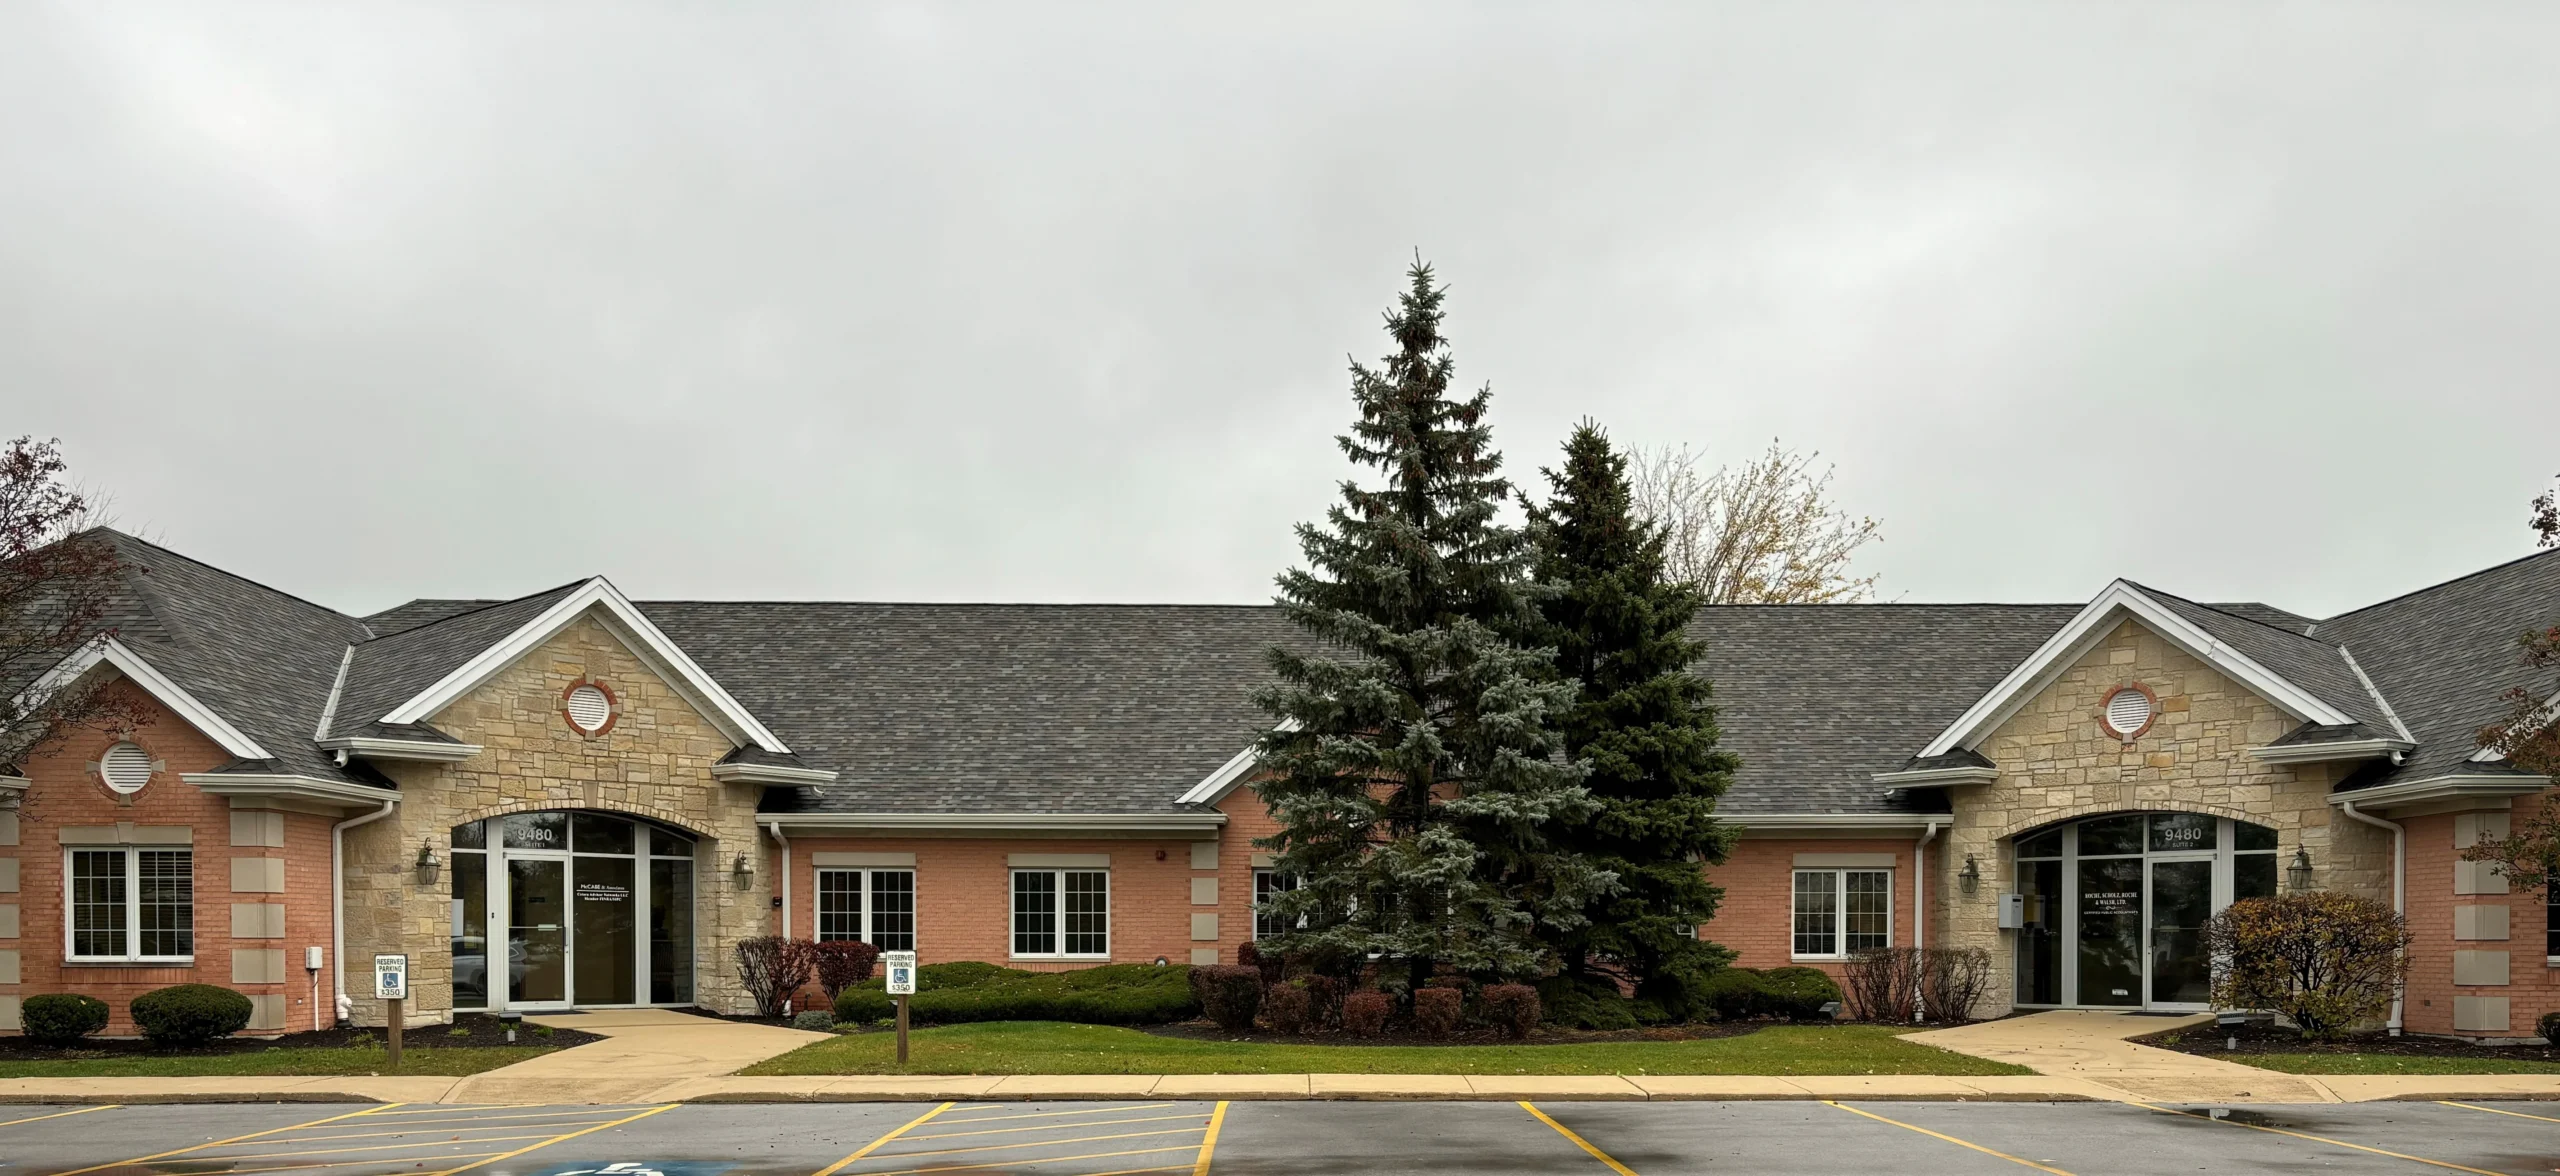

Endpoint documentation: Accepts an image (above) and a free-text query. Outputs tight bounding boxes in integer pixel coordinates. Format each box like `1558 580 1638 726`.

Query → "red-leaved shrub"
1479 984 1540 1039
1341 990 1393 1037
813 940 883 1002
1302 974 1344 1029
1412 987 1463 1038
1238 940 1285 986
1195 965 1264 1032
1263 983 1311 1034
735 936 819 1019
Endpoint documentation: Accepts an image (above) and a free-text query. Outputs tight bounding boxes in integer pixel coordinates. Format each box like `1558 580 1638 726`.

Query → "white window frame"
1010 868 1109 960
1791 867 1892 961
64 846 196 964
816 867 917 952
1253 868 1302 940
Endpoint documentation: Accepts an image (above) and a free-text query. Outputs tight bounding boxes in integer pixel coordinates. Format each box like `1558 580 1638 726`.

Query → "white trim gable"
25 638 273 761
1176 718 1297 807
1916 580 2360 759
2472 688 2560 762
377 577 792 754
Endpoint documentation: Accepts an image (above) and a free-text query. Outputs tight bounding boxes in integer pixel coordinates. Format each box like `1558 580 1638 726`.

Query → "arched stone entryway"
448 809 699 1011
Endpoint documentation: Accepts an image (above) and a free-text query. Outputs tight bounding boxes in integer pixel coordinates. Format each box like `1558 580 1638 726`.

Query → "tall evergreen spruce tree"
1253 262 1606 987
1526 422 1740 1007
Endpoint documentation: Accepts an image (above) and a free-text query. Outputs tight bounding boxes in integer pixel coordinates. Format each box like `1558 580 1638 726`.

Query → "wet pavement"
4 1097 2559 1174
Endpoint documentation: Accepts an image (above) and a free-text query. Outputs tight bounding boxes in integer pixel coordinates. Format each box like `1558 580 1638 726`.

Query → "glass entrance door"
2012 813 2283 1011
507 857 568 1006
454 811 696 1012
2148 858 2215 1006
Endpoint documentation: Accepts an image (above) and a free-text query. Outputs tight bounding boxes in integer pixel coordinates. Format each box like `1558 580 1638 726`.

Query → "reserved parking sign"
883 951 917 995
374 953 409 1000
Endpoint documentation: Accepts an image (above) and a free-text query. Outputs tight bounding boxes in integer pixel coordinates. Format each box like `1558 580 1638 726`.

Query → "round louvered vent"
100 741 153 794
564 683 614 734
2103 687 2154 739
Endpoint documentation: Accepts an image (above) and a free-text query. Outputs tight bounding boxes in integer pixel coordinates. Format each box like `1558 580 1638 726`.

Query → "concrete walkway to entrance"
444 1008 827 1103
1907 1009 2339 1103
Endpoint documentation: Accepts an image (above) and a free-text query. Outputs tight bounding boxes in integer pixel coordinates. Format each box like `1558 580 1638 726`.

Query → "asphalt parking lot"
4 1097 2557 1175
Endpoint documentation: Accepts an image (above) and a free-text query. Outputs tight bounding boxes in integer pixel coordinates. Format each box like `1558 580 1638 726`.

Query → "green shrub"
2208 891 2410 1039
1195 965 1262 1032
1341 990 1392 1037
2541 1011 2560 1045
1695 967 1769 1020
1537 975 1639 1030
130 984 253 1047
832 962 1200 1026
1411 987 1462 1038
1263 982 1310 1034
1480 984 1539 1039
792 1009 838 1032
1760 966 1844 1020
20 994 109 1047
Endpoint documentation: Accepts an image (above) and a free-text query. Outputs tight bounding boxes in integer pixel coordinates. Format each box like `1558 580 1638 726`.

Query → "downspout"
332 797 399 1026
764 820 791 938
1914 820 1942 1022
2337 797 2405 1035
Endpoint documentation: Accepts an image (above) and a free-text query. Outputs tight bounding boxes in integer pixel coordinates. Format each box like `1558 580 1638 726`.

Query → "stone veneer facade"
358 616 770 1024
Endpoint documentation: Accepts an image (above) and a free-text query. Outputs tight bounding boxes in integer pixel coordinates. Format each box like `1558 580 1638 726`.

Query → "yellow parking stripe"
318 1108 636 1129
863 1143 1202 1176
427 1103 677 1176
862 1126 1206 1163
0 1105 119 1129
256 1119 626 1145
197 1153 508 1176
905 1112 1207 1141
931 1103 1175 1124
2444 1100 2560 1125
206 1132 572 1161
2131 1102 2502 1176
1824 1102 2074 1175
48 1102 401 1176
1192 1100 1227 1176
811 1101 955 1176
1519 1102 1638 1176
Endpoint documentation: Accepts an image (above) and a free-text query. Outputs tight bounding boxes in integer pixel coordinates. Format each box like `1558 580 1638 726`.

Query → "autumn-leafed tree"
0 437 136 772
1629 440 1883 603
2457 474 2560 892
1252 261 1604 987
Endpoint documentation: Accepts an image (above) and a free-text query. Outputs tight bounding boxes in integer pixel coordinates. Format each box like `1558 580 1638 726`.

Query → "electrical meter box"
1998 892 2026 930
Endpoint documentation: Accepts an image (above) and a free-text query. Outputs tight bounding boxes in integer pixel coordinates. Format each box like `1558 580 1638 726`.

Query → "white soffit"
23 637 272 761
1916 580 2359 759
377 577 791 754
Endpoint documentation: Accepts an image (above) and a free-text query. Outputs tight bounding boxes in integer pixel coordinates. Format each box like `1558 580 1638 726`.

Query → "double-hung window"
1791 868 1890 960
67 847 195 962
816 868 916 952
1253 869 1300 940
1012 868 1108 958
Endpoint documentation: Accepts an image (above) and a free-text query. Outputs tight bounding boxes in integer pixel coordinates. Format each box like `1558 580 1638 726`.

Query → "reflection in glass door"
2075 857 2144 1006
508 858 568 1005
2149 859 2215 1005
2012 813 2285 1011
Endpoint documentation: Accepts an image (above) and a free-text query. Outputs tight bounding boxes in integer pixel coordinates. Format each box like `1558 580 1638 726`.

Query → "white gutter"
762 811 1228 835
765 820 791 939
1913 819 1943 1022
2336 796 2405 1035
331 796 399 1025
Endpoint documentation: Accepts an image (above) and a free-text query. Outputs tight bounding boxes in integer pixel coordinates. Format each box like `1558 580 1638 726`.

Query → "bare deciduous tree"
1628 440 1883 604
1 436 137 772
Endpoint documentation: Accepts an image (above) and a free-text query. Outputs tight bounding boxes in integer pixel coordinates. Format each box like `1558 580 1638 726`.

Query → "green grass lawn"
2234 1053 2560 1076
0 1045 558 1079
742 1021 2030 1077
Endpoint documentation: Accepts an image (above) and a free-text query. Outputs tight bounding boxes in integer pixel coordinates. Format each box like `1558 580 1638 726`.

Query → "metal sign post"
374 954 409 1071
883 951 917 1064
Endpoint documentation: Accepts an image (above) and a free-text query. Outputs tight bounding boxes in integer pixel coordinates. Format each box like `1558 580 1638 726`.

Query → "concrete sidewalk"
1908 1009 2338 1103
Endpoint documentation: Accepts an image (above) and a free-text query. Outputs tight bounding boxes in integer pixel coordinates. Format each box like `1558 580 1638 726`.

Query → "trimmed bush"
1341 990 1393 1037
736 936 819 1019
1237 939 1284 987
2541 1011 2560 1045
1480 984 1540 1039
833 962 1201 1026
2208 891 2411 1039
1760 966 1844 1020
1919 947 1992 1024
1301 974 1344 1030
813 941 883 1002
1695 967 1768 1021
20 993 109 1047
1412 987 1462 1038
130 984 253 1048
1537 974 1639 1030
1196 965 1263 1032
1843 948 1917 1023
1263 982 1311 1034
792 1009 838 1032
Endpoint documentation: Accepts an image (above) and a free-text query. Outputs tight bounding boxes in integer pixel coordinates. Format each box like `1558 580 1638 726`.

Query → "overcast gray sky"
4 2 2554 619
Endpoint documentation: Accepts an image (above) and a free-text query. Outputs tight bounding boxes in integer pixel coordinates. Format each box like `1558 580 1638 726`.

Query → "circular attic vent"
2103 686 2156 740
563 682 616 735
100 741 153 793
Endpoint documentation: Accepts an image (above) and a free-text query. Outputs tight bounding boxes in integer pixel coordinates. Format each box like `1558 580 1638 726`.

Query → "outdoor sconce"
732 852 756 887
1959 854 1981 896
2287 847 2314 892
416 842 441 886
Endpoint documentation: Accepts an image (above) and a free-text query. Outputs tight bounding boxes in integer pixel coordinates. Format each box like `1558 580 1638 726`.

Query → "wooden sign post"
374 954 409 1071
883 951 917 1065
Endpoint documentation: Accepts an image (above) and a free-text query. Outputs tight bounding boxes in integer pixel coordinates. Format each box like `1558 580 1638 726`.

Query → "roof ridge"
638 599 1293 609
2123 580 2333 645
351 577 594 647
2317 544 2560 626
86 527 361 626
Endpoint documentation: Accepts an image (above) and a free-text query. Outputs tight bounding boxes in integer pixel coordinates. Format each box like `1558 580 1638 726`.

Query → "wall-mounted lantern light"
2287 847 2314 892
1959 854 1981 896
416 842 441 886
733 852 757 886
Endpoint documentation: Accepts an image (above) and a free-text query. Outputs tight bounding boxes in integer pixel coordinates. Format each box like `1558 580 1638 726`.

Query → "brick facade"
1707 835 1930 983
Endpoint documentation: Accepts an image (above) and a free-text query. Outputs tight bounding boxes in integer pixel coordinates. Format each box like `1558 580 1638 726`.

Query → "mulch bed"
0 1012 601 1062
2140 1020 2560 1061
1137 1019 1757 1048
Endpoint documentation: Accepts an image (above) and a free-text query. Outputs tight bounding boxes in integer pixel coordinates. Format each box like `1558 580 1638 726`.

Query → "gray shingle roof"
325 582 586 740
2132 584 2398 732
2312 546 2560 787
